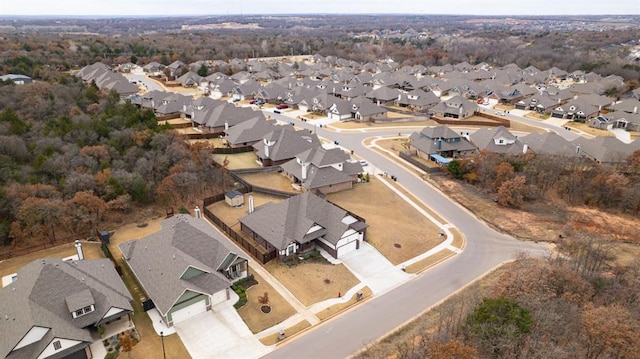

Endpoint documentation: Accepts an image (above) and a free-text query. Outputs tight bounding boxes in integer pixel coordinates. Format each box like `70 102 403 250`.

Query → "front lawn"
264 259 360 307
236 271 297 333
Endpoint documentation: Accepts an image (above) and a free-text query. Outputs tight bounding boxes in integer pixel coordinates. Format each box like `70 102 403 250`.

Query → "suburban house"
351 99 388 122
327 98 354 121
588 111 640 132
75 62 139 98
0 74 33 85
489 83 537 105
571 137 640 165
551 98 599 120
365 86 401 105
409 126 477 164
191 102 266 134
396 89 440 111
224 117 277 148
177 71 206 88
119 215 248 327
280 146 363 194
0 257 133 359
520 132 581 158
238 192 368 259
142 62 165 76
165 60 187 80
514 93 558 113
253 126 321 166
469 126 527 155
428 95 478 119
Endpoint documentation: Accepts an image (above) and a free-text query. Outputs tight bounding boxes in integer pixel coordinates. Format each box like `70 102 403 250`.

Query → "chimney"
224 121 229 131
301 163 308 181
264 139 271 158
248 196 255 214
634 106 638 114
194 206 201 218
75 240 84 260
523 143 528 154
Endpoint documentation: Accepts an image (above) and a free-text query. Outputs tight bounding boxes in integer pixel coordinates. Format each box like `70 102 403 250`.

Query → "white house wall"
37 338 84 359
13 326 49 351
210 289 228 307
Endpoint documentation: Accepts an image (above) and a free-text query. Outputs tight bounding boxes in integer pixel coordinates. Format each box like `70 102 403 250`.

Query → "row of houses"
80 55 638 129
75 62 139 98
410 125 640 165
0 212 267 358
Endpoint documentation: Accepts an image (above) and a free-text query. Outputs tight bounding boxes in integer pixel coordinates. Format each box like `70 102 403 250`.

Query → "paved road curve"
261 114 549 358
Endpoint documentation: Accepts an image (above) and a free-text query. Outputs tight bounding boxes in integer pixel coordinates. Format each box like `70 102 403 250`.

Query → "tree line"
0 78 231 247
357 235 640 359
446 151 640 215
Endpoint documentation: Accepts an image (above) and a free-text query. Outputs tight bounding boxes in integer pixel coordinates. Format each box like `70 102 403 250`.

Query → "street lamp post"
160 331 166 359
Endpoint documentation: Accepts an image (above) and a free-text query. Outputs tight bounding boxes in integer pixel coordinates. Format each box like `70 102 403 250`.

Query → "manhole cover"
261 305 271 314
394 243 402 248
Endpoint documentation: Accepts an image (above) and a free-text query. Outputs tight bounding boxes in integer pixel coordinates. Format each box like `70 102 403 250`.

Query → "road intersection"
260 110 551 358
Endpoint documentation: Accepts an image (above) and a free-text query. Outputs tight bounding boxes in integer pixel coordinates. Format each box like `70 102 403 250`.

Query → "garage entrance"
170 298 207 325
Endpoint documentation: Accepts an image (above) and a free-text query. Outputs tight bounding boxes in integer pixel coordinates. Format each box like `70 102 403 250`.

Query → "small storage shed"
225 190 244 207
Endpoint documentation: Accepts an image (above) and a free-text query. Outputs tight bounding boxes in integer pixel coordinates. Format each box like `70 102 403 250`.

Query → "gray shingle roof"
0 258 132 359
119 215 243 316
238 192 366 250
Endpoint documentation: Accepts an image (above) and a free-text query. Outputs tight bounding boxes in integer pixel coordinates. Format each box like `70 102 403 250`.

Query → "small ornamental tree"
258 292 270 308
118 333 133 358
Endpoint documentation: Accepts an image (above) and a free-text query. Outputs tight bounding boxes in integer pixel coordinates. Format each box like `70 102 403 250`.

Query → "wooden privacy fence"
202 204 276 263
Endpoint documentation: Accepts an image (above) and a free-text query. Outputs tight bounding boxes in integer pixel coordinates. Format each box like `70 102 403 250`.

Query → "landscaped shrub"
231 275 256 309
104 351 118 359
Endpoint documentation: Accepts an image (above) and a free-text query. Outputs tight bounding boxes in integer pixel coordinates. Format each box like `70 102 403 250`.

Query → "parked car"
249 99 256 104
276 103 288 109
359 160 368 166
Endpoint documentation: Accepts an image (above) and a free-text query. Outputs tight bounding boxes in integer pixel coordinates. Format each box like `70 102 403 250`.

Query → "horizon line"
2 13 639 18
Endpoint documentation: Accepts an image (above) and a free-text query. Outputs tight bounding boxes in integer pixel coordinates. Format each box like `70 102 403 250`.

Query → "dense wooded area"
358 236 640 359
0 79 230 248
446 151 640 214
1 23 638 81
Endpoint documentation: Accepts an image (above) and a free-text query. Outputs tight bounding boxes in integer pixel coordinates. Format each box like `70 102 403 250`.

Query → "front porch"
89 315 136 359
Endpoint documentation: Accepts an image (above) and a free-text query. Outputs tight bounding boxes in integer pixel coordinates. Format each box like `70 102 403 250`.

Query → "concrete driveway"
174 300 272 359
339 242 411 294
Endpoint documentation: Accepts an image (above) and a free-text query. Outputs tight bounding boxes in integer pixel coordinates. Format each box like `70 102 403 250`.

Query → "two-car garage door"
170 298 207 325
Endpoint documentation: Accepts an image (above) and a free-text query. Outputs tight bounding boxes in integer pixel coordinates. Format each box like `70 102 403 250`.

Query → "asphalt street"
261 112 549 358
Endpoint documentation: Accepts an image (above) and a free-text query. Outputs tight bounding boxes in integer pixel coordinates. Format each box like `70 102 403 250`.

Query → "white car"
360 160 368 166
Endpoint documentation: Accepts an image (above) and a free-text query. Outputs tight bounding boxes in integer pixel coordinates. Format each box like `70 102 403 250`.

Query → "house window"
499 139 504 144
83 306 94 314
53 341 62 350
75 309 84 317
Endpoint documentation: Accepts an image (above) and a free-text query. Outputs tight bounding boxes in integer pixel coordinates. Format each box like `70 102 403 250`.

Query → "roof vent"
172 254 176 260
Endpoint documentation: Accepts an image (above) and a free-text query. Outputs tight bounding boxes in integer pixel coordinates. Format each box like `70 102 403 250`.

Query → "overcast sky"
2 0 639 16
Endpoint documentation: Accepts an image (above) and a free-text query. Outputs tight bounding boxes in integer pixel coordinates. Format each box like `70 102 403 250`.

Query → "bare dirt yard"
239 172 300 193
0 241 104 278
327 178 443 265
212 152 261 170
